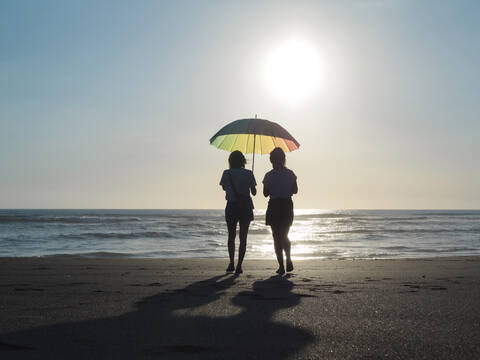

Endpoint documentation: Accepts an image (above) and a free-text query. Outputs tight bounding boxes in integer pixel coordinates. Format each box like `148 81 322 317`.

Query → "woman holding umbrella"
211 117 300 274
220 150 257 275
263 147 298 275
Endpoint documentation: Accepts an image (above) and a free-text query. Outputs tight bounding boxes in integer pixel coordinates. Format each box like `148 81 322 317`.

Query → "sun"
263 38 324 105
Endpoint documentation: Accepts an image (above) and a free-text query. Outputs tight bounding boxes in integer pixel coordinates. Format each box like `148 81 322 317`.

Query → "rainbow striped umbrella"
209 117 300 171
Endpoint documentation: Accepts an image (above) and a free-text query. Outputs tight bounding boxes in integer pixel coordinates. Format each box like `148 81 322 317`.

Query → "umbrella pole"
252 134 256 172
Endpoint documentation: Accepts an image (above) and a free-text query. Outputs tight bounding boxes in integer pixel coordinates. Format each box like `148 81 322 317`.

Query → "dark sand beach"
0 256 479 359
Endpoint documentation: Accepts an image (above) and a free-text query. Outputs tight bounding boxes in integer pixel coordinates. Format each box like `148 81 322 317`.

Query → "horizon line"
1 208 479 211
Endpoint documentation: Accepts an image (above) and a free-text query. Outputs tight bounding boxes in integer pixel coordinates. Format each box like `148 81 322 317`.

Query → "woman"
263 147 298 275
220 150 257 275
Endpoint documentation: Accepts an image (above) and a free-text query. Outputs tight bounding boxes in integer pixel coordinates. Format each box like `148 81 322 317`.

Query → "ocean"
0 209 479 259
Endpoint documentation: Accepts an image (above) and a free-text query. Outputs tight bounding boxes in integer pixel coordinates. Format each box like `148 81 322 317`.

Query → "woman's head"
270 147 286 169
228 150 246 169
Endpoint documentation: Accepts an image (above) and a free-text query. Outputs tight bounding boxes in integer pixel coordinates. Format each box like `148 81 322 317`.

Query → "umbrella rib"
217 135 229 150
286 139 296 151
272 136 277 148
231 134 240 151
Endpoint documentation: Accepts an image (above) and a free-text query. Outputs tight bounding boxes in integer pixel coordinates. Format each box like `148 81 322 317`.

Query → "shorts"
225 200 254 224
266 197 294 227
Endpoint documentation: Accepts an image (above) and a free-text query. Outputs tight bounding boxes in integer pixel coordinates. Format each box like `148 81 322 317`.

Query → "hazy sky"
1 0 479 209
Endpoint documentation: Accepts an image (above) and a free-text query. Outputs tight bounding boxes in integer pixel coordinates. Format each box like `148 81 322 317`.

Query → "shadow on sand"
1 274 314 359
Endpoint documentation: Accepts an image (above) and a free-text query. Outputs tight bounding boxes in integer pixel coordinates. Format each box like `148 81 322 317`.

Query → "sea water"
0 209 479 259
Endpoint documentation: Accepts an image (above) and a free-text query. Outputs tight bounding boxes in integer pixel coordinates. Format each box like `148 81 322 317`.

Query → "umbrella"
209 116 300 171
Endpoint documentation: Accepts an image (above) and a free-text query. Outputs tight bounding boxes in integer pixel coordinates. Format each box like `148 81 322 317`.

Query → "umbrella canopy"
209 118 300 155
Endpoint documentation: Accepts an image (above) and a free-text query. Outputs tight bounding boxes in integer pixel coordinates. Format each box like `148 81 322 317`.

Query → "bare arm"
263 186 270 197
292 179 298 195
220 171 227 191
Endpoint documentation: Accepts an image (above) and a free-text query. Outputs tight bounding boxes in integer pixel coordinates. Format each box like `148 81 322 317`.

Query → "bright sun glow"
263 38 325 105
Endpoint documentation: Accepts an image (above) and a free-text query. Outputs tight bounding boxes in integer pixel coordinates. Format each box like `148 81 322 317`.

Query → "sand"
0 256 479 359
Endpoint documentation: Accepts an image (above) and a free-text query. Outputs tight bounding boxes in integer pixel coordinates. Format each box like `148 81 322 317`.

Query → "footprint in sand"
0 341 35 351
14 288 44 292
430 286 447 291
163 345 210 353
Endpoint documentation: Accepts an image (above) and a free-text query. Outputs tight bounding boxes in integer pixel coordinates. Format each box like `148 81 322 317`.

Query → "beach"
3 1 480 359
1 256 479 359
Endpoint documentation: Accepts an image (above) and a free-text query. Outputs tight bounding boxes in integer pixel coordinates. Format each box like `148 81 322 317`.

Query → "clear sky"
1 0 479 209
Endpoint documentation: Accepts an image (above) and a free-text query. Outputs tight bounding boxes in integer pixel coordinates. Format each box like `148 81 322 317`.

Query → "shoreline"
3 253 480 261
1 257 479 359
3 209 479 261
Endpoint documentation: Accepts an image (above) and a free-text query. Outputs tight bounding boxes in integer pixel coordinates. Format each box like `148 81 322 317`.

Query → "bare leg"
227 222 236 271
283 225 292 260
236 220 250 273
271 226 285 274
283 226 293 272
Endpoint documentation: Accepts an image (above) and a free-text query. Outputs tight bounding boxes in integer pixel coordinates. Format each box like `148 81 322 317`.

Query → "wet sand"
0 256 479 359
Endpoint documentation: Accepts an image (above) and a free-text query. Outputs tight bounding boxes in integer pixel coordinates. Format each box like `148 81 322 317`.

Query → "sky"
1 0 479 209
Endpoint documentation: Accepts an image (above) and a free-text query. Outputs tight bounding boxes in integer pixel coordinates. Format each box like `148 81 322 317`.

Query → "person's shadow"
0 274 314 359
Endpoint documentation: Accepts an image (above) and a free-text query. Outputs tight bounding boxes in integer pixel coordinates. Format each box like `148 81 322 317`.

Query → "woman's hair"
270 147 286 169
229 150 246 169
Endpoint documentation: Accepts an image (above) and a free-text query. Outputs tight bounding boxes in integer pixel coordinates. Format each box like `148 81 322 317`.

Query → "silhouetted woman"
263 147 298 275
220 150 257 274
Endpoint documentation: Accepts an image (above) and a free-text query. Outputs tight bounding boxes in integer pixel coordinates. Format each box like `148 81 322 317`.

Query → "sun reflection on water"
251 209 342 260
247 209 480 260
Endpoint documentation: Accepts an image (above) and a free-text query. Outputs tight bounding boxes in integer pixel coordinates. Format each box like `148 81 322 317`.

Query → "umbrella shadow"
0 274 314 359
